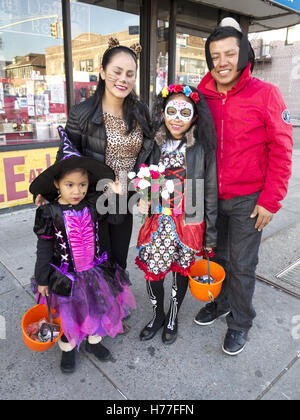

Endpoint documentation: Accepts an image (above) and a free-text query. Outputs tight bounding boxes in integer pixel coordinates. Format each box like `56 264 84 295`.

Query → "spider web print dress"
136 140 205 281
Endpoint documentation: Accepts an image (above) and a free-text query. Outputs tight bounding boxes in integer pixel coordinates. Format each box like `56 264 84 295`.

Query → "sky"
0 0 139 61
249 24 300 43
1 0 299 63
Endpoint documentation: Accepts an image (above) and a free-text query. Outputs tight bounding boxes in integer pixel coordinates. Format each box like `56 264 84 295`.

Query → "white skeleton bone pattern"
147 281 158 328
167 275 178 330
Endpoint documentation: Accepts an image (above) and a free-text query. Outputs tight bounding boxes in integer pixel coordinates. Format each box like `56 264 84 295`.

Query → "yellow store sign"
0 147 57 210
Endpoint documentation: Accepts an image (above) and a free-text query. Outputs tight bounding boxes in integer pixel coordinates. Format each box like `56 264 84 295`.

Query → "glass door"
176 31 208 88
0 0 66 146
70 0 140 102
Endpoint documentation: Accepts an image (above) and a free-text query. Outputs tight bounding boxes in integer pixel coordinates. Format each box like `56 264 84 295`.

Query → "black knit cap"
205 17 255 73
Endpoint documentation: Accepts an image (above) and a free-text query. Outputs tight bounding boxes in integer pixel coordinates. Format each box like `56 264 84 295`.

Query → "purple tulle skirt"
33 264 136 349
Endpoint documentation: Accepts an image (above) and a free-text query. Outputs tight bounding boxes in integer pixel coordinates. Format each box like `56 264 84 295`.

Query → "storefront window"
0 0 66 147
70 0 140 104
156 19 169 95
176 32 207 87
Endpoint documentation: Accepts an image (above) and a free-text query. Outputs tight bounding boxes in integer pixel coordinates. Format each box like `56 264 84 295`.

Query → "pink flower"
151 183 160 193
168 84 176 92
134 177 141 189
150 170 160 180
172 205 182 217
139 163 148 168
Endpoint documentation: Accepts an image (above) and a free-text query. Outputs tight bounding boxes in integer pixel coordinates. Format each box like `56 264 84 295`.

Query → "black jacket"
33 194 122 295
64 96 154 173
147 125 218 248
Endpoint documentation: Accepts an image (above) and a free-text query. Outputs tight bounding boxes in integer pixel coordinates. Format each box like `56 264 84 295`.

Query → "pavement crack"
255 353 300 400
82 350 129 400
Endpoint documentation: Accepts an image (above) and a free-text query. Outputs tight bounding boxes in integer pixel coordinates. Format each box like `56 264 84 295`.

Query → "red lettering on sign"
3 157 28 201
0 194 4 203
36 168 43 175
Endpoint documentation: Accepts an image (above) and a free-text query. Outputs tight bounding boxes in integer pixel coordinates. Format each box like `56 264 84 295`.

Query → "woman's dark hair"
87 46 153 138
152 85 217 154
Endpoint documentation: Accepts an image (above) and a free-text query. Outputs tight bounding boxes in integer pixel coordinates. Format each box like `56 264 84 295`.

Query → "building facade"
250 26 300 120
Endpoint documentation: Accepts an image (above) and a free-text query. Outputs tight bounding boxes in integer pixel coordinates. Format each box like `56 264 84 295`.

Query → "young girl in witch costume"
30 126 136 373
136 85 218 345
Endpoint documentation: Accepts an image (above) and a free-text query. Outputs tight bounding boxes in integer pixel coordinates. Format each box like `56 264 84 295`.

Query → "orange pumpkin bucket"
22 295 63 352
188 256 225 302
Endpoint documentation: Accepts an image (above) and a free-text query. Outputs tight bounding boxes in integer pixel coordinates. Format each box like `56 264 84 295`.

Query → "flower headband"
161 84 200 103
107 37 142 57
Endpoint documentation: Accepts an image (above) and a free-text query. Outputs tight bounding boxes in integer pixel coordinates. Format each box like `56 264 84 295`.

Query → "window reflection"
70 1 140 105
0 0 66 146
176 33 207 87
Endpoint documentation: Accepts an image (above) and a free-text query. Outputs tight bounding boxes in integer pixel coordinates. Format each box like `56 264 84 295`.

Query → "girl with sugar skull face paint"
136 84 218 345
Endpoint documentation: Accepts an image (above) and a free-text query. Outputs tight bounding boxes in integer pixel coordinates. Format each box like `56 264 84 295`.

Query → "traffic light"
50 22 58 38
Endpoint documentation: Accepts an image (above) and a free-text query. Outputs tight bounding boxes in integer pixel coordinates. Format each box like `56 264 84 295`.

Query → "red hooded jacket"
198 63 293 213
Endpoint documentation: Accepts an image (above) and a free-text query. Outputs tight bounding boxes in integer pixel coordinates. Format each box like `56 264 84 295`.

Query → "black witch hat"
29 126 114 197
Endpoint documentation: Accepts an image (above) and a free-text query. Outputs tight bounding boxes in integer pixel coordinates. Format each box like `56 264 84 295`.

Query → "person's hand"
38 286 49 297
203 247 213 252
250 204 273 232
138 199 150 215
35 194 49 207
109 180 123 195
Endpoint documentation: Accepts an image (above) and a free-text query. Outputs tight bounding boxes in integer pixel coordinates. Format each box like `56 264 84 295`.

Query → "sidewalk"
0 140 299 401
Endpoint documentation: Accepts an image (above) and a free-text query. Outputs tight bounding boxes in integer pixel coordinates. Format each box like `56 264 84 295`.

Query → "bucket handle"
37 293 54 343
204 250 211 285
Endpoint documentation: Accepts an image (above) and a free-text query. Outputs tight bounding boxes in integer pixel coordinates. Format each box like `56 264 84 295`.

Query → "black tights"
145 273 189 330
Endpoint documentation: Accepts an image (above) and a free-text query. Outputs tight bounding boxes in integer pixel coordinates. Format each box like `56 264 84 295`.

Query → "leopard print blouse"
104 112 143 185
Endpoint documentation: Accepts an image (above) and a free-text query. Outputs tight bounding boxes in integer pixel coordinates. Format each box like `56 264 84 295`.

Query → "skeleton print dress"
136 139 205 281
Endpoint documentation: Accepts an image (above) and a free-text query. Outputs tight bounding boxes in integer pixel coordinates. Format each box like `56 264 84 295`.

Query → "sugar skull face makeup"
162 94 196 139
165 99 194 122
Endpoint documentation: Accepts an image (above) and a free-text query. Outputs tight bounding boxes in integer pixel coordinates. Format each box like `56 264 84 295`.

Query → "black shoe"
60 348 76 374
139 317 165 341
194 302 230 326
162 319 178 345
85 341 112 361
222 329 248 356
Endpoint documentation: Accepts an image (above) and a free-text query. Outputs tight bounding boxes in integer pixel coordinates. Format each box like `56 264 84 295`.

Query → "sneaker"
194 302 230 326
222 329 248 356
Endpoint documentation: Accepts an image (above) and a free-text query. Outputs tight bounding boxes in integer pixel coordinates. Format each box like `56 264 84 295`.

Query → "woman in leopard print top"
36 42 154 280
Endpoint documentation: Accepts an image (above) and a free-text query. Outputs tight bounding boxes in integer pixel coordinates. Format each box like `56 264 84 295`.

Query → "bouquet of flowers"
128 163 175 222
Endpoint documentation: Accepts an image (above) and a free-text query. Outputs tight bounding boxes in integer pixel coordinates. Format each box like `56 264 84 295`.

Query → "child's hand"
109 180 123 195
138 199 150 215
35 194 49 207
38 286 49 297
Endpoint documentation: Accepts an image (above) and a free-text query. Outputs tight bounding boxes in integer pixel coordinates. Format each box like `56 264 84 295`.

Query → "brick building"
251 30 300 121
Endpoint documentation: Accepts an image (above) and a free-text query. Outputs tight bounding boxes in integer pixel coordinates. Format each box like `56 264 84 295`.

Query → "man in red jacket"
195 18 293 355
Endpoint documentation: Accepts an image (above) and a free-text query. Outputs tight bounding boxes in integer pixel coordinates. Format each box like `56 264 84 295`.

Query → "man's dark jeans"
213 192 262 333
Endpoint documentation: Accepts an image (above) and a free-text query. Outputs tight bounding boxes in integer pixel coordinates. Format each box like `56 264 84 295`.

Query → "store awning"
192 0 300 32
